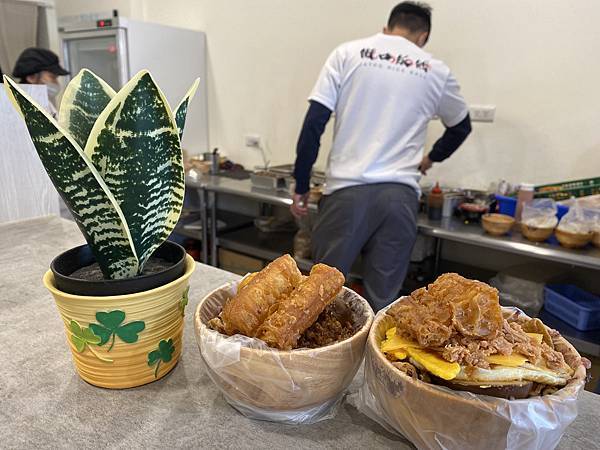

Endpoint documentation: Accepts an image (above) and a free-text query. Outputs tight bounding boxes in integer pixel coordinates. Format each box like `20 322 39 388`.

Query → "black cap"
13 48 70 79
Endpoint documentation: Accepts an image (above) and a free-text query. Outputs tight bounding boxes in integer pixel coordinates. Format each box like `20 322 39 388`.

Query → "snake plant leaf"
58 69 116 149
3 75 138 279
173 78 200 141
85 70 184 271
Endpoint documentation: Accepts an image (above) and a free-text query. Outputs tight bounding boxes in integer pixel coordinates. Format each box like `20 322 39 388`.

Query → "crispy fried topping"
388 273 569 372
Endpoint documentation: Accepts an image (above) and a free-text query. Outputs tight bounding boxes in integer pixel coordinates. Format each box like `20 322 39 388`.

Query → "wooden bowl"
555 228 593 249
521 223 555 242
364 298 587 450
481 213 515 236
194 282 374 414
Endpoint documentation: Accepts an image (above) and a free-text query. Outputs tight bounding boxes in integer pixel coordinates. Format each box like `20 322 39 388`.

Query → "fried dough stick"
221 254 302 336
256 264 345 350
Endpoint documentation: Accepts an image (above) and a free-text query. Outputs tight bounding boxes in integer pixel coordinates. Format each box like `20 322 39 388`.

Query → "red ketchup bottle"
428 183 444 221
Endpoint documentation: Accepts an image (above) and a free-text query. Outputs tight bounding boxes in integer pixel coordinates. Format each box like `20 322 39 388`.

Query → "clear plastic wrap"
351 301 587 450
193 279 374 424
522 198 558 228
557 201 596 234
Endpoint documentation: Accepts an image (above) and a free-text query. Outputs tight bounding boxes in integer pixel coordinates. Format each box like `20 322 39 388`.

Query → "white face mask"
45 82 61 100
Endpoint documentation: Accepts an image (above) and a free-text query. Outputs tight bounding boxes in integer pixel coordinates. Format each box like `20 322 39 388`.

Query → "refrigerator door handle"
116 27 130 85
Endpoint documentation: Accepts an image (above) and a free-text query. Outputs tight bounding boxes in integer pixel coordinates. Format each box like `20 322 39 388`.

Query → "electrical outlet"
469 105 496 123
244 134 261 148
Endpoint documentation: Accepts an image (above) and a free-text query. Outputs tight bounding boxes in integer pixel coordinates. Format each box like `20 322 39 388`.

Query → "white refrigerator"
59 16 209 155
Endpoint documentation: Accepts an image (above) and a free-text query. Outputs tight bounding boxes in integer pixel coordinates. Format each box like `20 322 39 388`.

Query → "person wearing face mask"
12 47 69 117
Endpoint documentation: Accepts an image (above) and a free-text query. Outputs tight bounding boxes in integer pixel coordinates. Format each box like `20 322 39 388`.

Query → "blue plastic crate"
543 284 600 331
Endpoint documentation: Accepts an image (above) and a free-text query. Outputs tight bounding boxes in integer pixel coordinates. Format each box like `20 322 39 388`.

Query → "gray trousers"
312 183 419 311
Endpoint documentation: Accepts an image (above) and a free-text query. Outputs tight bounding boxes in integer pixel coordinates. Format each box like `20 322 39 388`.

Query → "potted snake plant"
3 69 199 388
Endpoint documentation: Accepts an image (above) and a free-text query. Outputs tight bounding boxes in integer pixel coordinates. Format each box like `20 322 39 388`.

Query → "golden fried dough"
221 254 302 336
255 264 345 350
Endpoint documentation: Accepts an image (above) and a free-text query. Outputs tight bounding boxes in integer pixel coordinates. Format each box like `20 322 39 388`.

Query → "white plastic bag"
522 198 558 228
557 201 596 234
193 279 374 425
351 301 587 450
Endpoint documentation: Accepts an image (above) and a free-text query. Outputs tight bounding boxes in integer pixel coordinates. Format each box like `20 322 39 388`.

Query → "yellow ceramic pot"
43 254 195 389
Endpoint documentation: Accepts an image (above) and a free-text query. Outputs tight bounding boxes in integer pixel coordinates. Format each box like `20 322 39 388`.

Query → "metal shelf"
218 227 293 259
187 174 600 271
217 226 361 276
419 216 600 270
174 210 254 241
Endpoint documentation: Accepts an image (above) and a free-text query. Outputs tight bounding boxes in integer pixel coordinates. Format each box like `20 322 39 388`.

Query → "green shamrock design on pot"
147 339 175 378
90 310 145 351
69 320 112 363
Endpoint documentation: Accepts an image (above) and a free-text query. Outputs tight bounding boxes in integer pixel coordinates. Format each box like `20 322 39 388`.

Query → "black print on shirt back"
360 48 430 78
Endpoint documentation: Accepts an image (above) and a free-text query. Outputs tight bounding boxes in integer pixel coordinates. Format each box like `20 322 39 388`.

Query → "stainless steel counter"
186 174 318 210
419 217 600 270
186 174 600 271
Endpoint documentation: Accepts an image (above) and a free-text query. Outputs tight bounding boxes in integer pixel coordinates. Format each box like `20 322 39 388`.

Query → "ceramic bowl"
43 255 195 388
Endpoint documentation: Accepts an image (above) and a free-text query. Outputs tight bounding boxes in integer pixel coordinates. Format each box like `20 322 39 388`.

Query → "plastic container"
543 284 600 331
515 183 535 222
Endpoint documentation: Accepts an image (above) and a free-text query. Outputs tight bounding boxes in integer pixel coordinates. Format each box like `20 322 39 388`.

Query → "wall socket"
244 134 261 148
469 105 496 123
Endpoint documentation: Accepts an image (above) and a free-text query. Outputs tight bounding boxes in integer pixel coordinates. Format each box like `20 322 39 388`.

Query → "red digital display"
96 19 112 28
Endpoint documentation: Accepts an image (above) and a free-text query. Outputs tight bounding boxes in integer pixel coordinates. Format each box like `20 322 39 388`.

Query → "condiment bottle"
515 182 535 222
427 182 444 220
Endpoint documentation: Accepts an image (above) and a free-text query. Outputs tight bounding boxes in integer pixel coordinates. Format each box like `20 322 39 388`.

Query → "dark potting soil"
70 257 173 281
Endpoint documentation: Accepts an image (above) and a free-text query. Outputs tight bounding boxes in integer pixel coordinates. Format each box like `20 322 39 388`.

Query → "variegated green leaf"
85 70 184 271
3 75 138 279
58 69 116 150
173 78 200 141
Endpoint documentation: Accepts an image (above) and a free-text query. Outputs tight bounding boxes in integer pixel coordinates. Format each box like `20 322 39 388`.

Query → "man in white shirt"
291 2 471 310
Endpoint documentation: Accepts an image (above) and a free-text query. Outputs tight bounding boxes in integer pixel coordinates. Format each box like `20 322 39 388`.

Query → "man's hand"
419 155 434 175
290 193 309 218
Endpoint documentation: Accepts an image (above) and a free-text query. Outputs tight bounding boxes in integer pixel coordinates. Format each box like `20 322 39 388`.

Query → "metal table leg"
209 190 218 267
433 237 442 276
199 187 208 264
